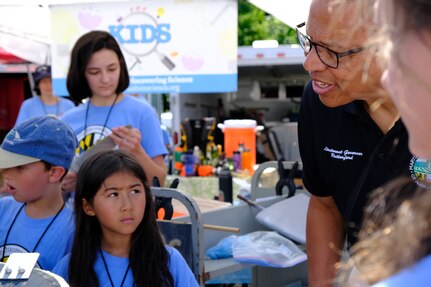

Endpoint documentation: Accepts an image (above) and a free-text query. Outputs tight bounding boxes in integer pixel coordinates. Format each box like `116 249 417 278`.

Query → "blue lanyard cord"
2 202 65 260
83 93 120 141
40 97 60 116
99 246 131 287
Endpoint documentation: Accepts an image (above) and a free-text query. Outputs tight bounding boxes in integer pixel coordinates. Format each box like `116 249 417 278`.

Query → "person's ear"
82 198 96 216
48 166 66 183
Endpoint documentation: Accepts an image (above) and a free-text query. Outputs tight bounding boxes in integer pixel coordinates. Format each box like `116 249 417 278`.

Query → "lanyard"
2 202 65 260
83 93 120 141
39 97 59 117
99 246 131 287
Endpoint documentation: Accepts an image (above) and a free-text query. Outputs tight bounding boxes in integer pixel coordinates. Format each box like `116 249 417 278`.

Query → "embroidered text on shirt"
323 147 363 161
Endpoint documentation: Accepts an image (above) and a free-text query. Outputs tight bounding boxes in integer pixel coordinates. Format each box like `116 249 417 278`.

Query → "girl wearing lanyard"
61 31 167 193
53 150 198 287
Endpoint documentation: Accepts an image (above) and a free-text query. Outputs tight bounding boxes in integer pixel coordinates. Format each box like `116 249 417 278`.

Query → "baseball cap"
33 65 51 83
0 116 78 169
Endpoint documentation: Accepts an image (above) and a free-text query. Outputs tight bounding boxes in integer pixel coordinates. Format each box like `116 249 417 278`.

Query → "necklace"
99 246 130 287
39 97 59 117
83 94 120 141
1 202 65 261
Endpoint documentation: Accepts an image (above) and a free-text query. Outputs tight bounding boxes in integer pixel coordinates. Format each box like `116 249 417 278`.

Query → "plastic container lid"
222 119 257 128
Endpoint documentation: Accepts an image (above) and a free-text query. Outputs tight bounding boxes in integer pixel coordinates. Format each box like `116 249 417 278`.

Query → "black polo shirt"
298 81 412 246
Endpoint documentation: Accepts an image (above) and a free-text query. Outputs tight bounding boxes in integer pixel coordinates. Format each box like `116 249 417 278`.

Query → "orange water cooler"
217 119 263 172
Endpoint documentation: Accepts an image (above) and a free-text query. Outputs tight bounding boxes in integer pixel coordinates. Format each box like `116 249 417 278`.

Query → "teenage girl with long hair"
60 31 167 193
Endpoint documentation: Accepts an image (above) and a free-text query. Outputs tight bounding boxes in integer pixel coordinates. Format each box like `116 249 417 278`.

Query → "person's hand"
61 171 77 193
110 126 143 155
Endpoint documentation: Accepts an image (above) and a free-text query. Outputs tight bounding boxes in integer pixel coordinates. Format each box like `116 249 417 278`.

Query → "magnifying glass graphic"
118 11 176 71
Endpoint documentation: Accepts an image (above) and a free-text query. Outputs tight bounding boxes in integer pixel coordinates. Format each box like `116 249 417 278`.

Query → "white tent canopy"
0 6 51 64
0 0 127 64
249 0 311 30
0 0 311 65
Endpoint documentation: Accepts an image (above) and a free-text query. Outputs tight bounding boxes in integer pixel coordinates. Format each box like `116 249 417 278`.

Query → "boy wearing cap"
0 116 77 271
15 65 75 126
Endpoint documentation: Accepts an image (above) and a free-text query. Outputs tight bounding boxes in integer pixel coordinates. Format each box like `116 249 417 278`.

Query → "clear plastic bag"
206 235 235 259
232 231 307 268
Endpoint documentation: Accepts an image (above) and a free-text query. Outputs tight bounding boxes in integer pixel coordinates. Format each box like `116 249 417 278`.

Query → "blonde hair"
374 0 431 106
340 177 431 284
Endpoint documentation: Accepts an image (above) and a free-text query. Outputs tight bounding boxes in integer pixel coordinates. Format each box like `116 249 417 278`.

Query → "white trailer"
169 44 308 162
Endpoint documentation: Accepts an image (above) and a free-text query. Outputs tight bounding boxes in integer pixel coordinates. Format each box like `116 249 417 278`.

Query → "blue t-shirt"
0 197 74 271
161 125 171 147
61 95 167 158
372 255 431 287
15 96 75 126
53 246 199 287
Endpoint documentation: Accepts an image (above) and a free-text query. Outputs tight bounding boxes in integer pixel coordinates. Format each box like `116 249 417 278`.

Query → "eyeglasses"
295 22 368 69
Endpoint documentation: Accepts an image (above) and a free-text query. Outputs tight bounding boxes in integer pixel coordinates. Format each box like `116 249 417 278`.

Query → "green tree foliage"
238 0 298 46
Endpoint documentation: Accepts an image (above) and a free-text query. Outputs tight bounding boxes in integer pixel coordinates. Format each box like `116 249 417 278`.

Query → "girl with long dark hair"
53 150 197 287
60 30 167 193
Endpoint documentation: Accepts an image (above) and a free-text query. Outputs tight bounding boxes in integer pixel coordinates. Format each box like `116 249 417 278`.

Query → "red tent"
0 47 27 64
0 48 29 131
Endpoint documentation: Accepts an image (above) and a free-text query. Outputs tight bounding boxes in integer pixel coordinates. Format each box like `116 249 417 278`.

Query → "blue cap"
0 116 78 169
33 65 51 83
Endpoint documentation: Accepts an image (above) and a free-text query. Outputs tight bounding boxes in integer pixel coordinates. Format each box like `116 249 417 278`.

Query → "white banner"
50 0 237 95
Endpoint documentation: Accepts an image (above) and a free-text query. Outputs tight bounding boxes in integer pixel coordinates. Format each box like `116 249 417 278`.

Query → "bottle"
218 167 233 203
232 151 241 171
173 146 183 175
183 151 195 177
193 146 201 166
242 148 252 173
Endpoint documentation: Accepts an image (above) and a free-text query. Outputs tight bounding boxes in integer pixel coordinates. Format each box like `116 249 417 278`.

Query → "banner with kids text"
50 0 237 95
